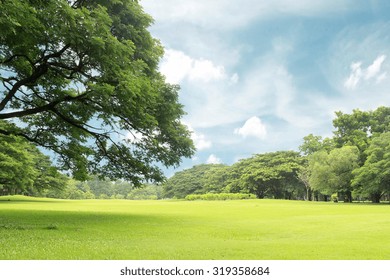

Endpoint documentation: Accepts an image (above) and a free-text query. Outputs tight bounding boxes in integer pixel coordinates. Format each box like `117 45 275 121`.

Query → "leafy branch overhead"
0 0 195 185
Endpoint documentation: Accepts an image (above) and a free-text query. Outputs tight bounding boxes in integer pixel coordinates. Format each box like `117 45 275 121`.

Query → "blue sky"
141 0 390 175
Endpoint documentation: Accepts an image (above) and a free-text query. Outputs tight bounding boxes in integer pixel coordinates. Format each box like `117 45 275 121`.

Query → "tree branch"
0 44 71 112
0 93 86 120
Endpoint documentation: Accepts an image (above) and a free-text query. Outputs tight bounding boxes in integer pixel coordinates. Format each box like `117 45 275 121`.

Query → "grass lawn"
1 195 390 260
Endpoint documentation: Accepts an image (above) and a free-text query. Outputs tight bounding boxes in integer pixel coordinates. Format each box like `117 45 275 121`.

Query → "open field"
1 195 390 260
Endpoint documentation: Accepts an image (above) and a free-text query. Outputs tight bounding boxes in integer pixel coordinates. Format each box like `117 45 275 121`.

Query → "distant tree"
299 134 334 156
0 133 36 195
0 126 67 196
297 164 312 201
352 132 390 203
63 180 86 199
202 164 231 193
163 164 228 199
333 106 390 163
86 176 115 198
308 146 360 202
127 184 162 200
28 146 69 195
0 0 194 185
227 151 305 199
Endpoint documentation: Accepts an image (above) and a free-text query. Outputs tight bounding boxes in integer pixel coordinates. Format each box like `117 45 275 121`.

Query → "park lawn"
0 195 390 260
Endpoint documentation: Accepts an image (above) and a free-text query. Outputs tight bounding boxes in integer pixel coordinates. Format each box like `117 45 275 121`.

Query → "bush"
99 194 109 199
185 193 256 201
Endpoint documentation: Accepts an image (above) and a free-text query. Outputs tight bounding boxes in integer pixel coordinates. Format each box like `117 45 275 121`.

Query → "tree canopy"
0 0 194 185
163 164 228 199
352 132 390 203
226 151 305 199
308 146 360 201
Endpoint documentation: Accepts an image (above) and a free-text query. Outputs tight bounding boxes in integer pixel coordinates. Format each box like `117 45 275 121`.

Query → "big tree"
0 0 194 185
333 106 390 163
162 164 228 199
308 146 360 202
227 151 305 199
352 132 390 203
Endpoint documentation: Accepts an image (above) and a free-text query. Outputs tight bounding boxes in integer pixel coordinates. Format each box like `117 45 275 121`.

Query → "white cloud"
160 49 226 84
190 59 226 82
344 62 363 89
182 121 212 151
344 55 387 89
206 154 222 164
366 55 386 80
234 116 267 139
159 49 193 84
192 132 212 151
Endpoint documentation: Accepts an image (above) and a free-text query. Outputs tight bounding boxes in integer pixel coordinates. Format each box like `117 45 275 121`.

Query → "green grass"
1 195 390 260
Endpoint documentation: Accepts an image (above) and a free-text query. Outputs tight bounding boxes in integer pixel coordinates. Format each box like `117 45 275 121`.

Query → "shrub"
185 193 256 201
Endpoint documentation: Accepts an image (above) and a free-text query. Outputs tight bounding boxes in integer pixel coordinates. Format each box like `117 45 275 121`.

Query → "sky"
140 0 390 175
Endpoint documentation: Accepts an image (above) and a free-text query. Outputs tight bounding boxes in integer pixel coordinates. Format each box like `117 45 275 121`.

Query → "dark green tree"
163 164 228 199
0 127 67 195
0 0 194 185
308 146 360 202
0 133 36 195
227 151 305 199
352 132 390 203
299 134 334 156
333 106 390 163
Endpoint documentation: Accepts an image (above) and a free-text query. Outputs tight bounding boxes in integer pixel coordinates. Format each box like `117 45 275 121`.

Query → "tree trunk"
371 193 381 203
346 191 353 203
340 191 353 202
306 188 312 201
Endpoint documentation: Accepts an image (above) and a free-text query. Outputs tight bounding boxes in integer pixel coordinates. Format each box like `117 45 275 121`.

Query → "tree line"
164 106 390 203
1 107 389 202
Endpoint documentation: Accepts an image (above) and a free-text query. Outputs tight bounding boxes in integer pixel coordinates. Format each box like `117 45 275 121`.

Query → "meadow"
1 195 390 260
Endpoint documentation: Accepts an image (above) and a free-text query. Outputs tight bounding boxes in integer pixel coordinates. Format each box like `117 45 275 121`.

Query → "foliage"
352 132 390 203
163 164 229 199
127 184 162 200
227 151 305 199
185 193 256 201
308 146 360 201
0 129 68 195
0 133 36 194
299 134 334 155
0 0 194 185
333 106 390 163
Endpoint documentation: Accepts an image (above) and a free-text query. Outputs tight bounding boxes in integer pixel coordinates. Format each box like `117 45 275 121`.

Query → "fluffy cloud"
234 116 267 139
344 55 387 89
182 121 212 151
160 49 226 84
192 132 212 151
206 154 222 164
